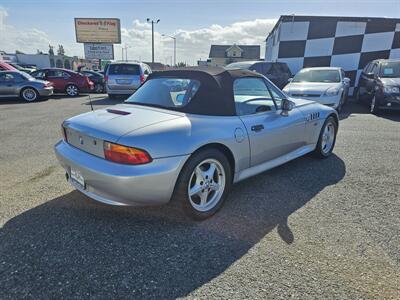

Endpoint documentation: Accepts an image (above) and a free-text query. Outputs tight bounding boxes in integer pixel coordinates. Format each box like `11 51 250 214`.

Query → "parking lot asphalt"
0 95 399 299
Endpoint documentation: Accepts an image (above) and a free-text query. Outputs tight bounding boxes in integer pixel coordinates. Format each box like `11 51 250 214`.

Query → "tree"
176 62 187 68
57 44 65 56
48 45 54 56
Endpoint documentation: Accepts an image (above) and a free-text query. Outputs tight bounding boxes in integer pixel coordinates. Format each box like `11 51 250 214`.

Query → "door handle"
251 124 264 132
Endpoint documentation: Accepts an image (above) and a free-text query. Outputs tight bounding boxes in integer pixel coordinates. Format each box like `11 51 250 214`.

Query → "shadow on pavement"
340 98 400 121
0 154 345 299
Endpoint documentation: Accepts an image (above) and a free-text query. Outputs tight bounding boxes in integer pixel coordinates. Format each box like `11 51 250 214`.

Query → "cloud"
1 6 276 65
0 6 54 54
121 18 277 64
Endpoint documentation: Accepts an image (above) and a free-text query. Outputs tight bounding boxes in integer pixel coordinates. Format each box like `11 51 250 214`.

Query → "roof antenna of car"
88 93 94 111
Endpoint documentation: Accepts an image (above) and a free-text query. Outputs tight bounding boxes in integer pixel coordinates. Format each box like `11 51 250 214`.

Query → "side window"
265 80 284 108
364 63 371 73
233 77 276 116
0 73 15 82
33 71 46 79
370 63 378 76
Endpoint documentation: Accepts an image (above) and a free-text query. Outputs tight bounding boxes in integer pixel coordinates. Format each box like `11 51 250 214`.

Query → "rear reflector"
106 109 131 115
61 125 68 142
104 141 152 165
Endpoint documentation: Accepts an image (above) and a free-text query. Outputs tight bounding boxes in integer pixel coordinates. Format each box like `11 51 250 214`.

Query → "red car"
0 61 17 71
31 68 94 96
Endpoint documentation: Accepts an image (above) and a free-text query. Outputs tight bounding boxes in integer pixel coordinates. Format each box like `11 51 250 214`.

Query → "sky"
0 0 399 65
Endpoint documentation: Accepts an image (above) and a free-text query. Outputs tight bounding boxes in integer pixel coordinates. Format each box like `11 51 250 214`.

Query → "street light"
162 34 176 66
147 18 160 64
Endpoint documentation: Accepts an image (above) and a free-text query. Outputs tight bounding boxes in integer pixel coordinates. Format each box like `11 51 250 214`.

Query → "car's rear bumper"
106 88 137 95
54 140 189 206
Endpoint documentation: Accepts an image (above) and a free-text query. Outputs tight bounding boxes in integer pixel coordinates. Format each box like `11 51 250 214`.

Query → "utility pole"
147 18 160 64
162 34 176 66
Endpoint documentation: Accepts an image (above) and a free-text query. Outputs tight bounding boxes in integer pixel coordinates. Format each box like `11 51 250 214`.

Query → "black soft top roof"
147 67 265 116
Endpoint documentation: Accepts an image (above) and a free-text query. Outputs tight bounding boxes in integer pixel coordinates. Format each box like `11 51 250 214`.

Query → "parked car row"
227 58 400 114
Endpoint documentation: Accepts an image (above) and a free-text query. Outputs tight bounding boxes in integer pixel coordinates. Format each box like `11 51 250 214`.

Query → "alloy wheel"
66 85 78 96
22 88 37 102
187 159 226 212
321 122 335 154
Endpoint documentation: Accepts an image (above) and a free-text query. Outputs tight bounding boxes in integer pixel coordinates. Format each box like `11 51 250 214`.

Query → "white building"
265 15 400 95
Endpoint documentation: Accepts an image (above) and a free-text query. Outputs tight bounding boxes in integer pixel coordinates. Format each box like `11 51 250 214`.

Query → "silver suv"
105 62 151 99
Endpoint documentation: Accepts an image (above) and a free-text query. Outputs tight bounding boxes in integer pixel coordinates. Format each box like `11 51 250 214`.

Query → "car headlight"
324 87 340 96
383 86 400 94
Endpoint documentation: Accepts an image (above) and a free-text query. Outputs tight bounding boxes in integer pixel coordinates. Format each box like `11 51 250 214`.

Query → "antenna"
88 93 94 111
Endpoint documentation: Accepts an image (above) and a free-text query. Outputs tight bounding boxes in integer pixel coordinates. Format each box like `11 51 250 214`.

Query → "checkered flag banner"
266 16 400 95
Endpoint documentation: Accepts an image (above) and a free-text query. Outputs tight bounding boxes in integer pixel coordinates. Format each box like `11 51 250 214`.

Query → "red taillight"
61 125 68 142
104 75 108 82
103 141 152 165
140 74 145 84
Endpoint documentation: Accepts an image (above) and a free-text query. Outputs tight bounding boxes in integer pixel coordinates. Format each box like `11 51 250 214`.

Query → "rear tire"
65 84 79 97
172 148 232 220
94 83 104 93
313 116 338 159
20 87 39 102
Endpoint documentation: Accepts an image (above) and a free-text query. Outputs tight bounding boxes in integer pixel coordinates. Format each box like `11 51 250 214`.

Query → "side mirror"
281 98 294 113
343 77 351 85
365 72 375 79
288 78 293 82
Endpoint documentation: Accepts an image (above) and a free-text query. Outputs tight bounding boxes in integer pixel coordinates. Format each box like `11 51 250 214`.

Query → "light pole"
162 34 176 66
147 18 160 64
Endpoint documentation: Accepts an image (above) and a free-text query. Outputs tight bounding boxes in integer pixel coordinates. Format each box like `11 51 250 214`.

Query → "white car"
283 67 350 112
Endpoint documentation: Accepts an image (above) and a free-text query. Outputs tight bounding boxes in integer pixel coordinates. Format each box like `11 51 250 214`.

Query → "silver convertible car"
55 67 339 219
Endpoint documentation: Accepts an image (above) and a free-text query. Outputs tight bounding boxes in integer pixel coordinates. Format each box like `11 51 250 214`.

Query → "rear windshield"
108 64 140 75
293 69 340 83
225 62 254 69
125 78 200 109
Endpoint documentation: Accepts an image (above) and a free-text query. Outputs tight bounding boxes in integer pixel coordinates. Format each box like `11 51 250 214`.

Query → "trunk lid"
64 104 183 157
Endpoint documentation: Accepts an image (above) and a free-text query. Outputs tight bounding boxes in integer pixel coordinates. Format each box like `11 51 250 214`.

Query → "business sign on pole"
84 43 114 59
75 18 121 44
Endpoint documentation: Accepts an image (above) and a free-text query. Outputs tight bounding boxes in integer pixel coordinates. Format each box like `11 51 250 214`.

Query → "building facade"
265 15 400 95
208 44 260 67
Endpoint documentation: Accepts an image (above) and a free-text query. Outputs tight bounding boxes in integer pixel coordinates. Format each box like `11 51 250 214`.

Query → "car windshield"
108 64 140 75
125 78 200 109
380 61 400 78
293 69 340 83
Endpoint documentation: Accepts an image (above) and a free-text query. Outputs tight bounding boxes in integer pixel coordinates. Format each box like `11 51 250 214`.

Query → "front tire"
65 84 79 97
369 96 380 114
173 149 232 220
313 116 338 158
20 87 39 102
